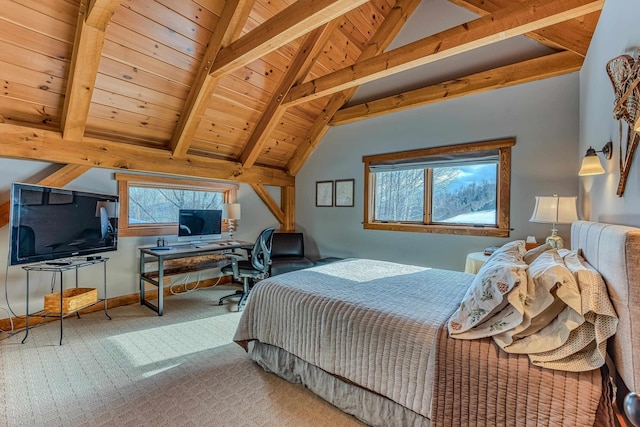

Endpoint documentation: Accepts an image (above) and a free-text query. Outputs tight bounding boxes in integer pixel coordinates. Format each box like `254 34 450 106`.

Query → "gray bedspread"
233 258 472 418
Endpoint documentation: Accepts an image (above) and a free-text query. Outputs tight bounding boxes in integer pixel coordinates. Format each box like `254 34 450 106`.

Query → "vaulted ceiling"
0 0 603 187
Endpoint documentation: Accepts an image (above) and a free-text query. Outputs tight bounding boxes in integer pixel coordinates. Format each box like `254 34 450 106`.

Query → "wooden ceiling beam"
61 0 120 141
283 0 604 107
38 164 93 187
250 183 285 225
448 0 601 56
0 123 294 187
209 0 370 79
239 23 336 168
287 0 422 176
0 164 91 228
281 186 295 232
170 0 255 158
529 11 601 56
331 51 584 125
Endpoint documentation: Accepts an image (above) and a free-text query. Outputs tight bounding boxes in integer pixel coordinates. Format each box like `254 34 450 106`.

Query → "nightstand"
464 252 491 274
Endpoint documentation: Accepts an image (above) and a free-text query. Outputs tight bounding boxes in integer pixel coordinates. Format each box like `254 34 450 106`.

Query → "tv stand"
22 258 110 345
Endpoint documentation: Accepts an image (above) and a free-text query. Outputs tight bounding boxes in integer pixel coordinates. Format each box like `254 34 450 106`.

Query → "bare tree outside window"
374 169 424 221
129 188 223 224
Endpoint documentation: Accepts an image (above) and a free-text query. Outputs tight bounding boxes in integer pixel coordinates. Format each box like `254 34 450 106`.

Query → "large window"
116 174 238 237
363 138 513 237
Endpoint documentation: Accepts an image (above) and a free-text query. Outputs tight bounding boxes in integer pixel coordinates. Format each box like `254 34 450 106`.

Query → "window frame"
115 173 239 237
362 138 514 237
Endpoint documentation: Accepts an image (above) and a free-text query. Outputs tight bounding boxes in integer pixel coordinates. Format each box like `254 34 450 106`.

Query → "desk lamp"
223 203 241 239
529 194 578 249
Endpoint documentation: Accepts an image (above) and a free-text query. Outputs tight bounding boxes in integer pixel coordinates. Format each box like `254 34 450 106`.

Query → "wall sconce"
578 141 612 176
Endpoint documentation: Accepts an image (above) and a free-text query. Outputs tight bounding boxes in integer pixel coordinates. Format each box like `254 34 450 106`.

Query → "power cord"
2 251 60 335
169 271 224 295
1 250 18 333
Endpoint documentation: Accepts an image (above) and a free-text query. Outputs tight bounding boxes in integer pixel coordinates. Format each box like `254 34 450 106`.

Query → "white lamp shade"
578 155 605 176
529 195 579 224
222 203 241 220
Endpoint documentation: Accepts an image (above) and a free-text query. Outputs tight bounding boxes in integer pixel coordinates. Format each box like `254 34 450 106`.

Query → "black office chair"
219 227 275 311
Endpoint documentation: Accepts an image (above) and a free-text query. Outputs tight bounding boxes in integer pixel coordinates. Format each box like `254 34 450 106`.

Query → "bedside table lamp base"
545 228 564 249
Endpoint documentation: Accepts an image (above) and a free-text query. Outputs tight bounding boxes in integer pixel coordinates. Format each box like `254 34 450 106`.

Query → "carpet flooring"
0 286 364 426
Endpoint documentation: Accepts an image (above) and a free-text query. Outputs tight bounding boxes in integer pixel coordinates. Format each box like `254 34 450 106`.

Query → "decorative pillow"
523 243 551 264
492 250 581 352
448 242 528 339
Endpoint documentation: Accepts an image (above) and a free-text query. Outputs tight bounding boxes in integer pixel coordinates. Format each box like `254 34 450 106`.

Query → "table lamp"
222 203 241 239
529 194 578 249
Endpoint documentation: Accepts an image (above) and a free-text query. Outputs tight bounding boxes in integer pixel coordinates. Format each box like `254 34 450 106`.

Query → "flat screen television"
9 183 119 265
177 209 222 243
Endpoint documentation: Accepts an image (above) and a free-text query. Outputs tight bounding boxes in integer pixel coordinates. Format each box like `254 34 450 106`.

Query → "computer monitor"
177 209 222 243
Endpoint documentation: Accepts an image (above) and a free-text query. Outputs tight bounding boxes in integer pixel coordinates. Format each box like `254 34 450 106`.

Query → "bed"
234 221 640 426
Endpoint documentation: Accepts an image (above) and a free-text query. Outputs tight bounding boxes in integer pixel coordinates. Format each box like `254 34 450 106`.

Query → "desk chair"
219 227 275 311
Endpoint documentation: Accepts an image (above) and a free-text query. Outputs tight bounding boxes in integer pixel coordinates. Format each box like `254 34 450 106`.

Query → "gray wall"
0 163 279 316
296 74 581 271
579 0 640 226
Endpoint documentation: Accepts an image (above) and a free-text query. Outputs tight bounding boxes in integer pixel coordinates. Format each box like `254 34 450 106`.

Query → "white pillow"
493 250 582 354
485 240 526 265
523 243 551 264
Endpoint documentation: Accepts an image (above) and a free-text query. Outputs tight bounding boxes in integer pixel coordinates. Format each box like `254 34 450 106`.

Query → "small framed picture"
316 181 333 207
334 179 354 207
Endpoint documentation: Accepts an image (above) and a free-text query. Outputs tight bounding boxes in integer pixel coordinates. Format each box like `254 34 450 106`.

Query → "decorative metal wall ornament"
606 51 640 197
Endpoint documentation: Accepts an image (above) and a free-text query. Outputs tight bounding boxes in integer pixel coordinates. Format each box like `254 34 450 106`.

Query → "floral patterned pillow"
448 241 528 338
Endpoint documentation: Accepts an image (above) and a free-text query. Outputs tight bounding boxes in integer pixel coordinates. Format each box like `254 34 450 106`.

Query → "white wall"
296 74 581 271
579 0 640 226
0 164 279 317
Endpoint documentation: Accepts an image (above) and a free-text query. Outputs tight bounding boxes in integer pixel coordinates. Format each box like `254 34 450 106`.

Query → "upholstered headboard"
572 221 640 392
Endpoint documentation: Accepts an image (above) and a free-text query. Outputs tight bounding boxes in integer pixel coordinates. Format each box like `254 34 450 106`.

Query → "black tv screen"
9 183 119 265
177 209 222 242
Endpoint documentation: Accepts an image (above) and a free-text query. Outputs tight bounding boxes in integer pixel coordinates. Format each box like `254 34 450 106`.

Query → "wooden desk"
139 240 252 315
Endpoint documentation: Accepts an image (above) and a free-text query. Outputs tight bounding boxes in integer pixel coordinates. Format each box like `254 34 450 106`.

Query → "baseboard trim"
0 276 234 334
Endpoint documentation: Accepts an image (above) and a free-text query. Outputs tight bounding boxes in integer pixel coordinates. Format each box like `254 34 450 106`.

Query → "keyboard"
195 243 221 249
195 241 242 249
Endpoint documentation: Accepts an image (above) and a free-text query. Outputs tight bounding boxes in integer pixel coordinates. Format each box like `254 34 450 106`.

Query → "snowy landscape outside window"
363 138 513 237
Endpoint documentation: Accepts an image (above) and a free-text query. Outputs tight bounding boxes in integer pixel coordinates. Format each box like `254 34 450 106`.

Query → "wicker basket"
44 288 98 315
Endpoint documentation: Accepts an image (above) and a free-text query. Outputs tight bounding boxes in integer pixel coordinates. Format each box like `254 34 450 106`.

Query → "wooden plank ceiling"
0 0 603 185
